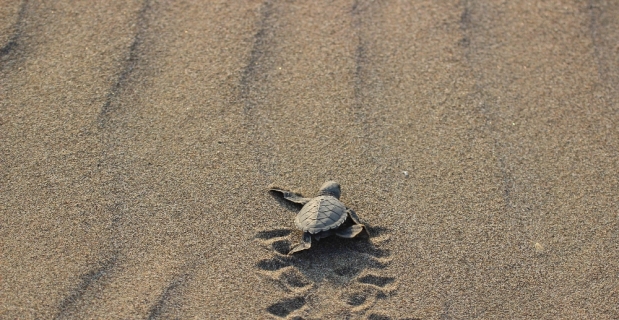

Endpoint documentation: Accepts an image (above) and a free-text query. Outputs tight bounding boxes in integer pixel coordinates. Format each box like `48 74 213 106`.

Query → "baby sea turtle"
270 181 370 254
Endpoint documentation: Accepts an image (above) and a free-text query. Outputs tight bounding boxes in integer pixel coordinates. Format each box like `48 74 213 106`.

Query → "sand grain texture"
1 0 618 319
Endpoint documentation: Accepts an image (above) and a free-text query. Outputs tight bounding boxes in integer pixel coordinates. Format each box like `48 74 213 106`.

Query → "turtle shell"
295 196 348 234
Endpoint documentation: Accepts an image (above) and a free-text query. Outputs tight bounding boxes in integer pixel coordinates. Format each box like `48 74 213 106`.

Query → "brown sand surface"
1 1 618 319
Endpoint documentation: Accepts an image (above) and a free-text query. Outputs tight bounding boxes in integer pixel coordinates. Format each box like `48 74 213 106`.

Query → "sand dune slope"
1 1 618 319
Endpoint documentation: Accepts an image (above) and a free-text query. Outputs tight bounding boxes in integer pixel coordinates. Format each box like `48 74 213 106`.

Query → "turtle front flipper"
340 208 370 238
288 232 312 255
269 188 312 205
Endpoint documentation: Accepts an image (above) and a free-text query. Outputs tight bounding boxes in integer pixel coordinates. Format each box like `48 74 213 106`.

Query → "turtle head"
318 181 341 199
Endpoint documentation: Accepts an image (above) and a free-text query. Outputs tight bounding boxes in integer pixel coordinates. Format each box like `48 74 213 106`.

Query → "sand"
1 0 618 319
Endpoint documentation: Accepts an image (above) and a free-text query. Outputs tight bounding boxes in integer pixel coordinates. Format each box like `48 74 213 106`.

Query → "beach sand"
1 0 618 319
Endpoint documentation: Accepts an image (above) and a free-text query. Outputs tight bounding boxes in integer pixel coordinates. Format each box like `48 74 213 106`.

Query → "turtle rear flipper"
335 224 365 238
344 209 370 238
288 232 312 255
270 188 311 205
